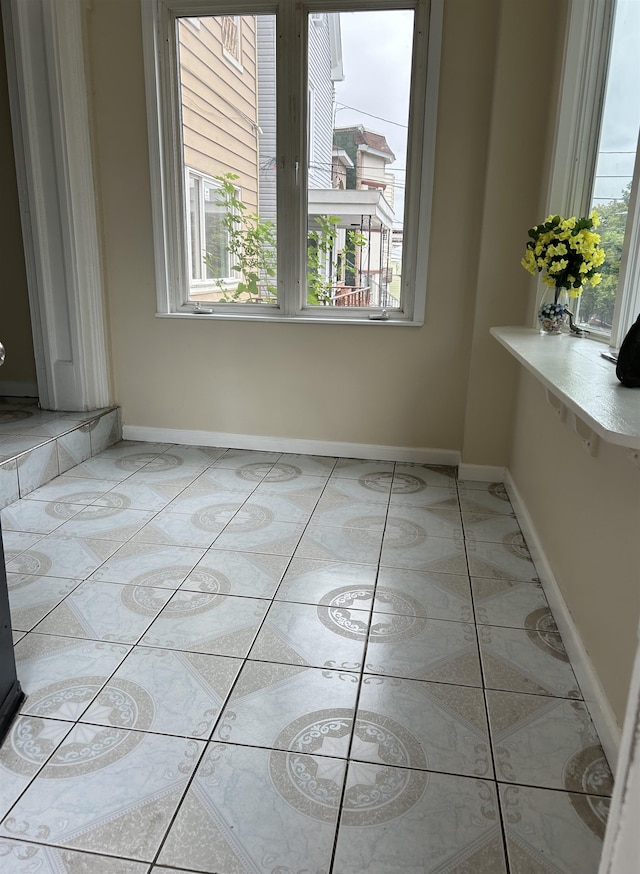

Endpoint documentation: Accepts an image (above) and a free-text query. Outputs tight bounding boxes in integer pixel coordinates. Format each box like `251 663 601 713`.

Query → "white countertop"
491 327 640 451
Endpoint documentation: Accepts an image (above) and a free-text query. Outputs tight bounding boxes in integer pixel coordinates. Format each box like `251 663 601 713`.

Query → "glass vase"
538 287 569 335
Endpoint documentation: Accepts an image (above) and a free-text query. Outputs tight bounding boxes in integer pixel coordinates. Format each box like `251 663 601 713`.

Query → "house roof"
335 126 395 160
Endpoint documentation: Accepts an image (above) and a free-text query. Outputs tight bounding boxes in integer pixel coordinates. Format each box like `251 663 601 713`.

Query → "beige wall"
509 371 640 726
88 0 514 448
0 14 36 394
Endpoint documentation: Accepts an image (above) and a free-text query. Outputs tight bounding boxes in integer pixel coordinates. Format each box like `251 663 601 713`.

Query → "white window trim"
141 0 443 325
546 0 640 349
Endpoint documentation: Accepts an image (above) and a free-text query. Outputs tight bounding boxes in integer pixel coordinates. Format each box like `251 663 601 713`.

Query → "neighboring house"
178 15 260 298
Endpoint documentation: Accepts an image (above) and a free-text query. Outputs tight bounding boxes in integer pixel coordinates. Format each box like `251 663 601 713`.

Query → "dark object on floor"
616 314 640 387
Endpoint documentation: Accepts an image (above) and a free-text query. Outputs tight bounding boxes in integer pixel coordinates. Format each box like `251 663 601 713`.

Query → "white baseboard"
121 425 461 467
0 380 38 398
504 469 621 769
457 463 506 482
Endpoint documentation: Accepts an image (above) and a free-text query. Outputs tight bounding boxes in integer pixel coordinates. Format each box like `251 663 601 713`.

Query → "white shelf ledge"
491 327 640 451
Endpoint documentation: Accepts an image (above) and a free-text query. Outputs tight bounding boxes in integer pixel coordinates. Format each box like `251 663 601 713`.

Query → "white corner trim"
504 469 621 768
3 0 110 411
598 627 640 873
121 424 461 466
457 463 505 483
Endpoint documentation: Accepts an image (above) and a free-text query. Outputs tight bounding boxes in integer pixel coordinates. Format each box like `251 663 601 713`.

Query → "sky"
587 0 639 204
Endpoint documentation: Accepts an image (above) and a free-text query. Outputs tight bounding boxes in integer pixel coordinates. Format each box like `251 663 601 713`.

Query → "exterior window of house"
549 0 640 348
577 0 640 338
221 15 242 67
143 0 442 323
187 171 234 287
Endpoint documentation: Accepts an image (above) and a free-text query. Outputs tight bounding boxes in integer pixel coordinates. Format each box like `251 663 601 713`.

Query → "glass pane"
306 10 413 308
188 175 201 281
203 180 229 280
580 0 640 335
177 14 277 304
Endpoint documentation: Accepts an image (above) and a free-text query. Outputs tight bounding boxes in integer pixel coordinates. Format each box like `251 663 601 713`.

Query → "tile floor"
0 398 121 508
0 442 613 873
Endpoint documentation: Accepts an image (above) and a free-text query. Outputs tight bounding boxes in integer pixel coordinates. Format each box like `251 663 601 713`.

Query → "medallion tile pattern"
0 446 611 872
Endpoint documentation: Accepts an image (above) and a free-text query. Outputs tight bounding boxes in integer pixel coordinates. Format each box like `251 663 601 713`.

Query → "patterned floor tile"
458 482 514 515
252 472 328 499
486 690 613 793
499 784 608 874
249 599 369 670
267 453 337 478
181 549 289 599
394 462 457 489
162 488 245 519
374 567 473 622
7 574 80 632
22 476 117 504
213 449 282 470
310 499 387 529
386 504 463 538
466 539 539 582
142 444 225 468
91 480 187 511
390 477 458 510
472 578 556 629
333 765 507 874
1 531 44 562
1 498 83 535
0 839 148 874
479 625 581 698
321 475 392 506
462 510 524 544
63 456 138 481
157 742 343 874
295 522 383 565
239 488 318 523
332 458 395 479
365 615 482 686
7 535 119 580
131 508 224 548
14 634 129 720
34 581 173 644
89 542 206 588
212 518 306 556
185 466 262 495
353 674 493 778
0 728 204 862
212 661 359 753
0 716 74 820
140 591 269 657
53 506 155 541
380 530 468 574
275 557 377 606
81 646 241 739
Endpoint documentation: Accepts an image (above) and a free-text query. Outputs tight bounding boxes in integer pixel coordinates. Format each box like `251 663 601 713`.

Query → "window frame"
546 0 640 349
141 0 443 325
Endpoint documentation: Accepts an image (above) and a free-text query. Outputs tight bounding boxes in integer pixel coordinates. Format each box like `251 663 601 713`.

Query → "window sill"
155 312 423 327
491 327 640 451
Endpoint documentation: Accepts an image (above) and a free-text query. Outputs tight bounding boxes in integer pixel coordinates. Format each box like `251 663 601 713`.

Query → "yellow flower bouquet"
522 211 606 333
521 211 605 295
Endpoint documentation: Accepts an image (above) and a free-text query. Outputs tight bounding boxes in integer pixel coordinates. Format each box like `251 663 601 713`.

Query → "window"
142 0 443 323
548 0 640 348
221 15 242 67
187 171 233 288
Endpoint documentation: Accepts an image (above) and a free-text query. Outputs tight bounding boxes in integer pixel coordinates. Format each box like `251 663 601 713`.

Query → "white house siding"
256 15 277 224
